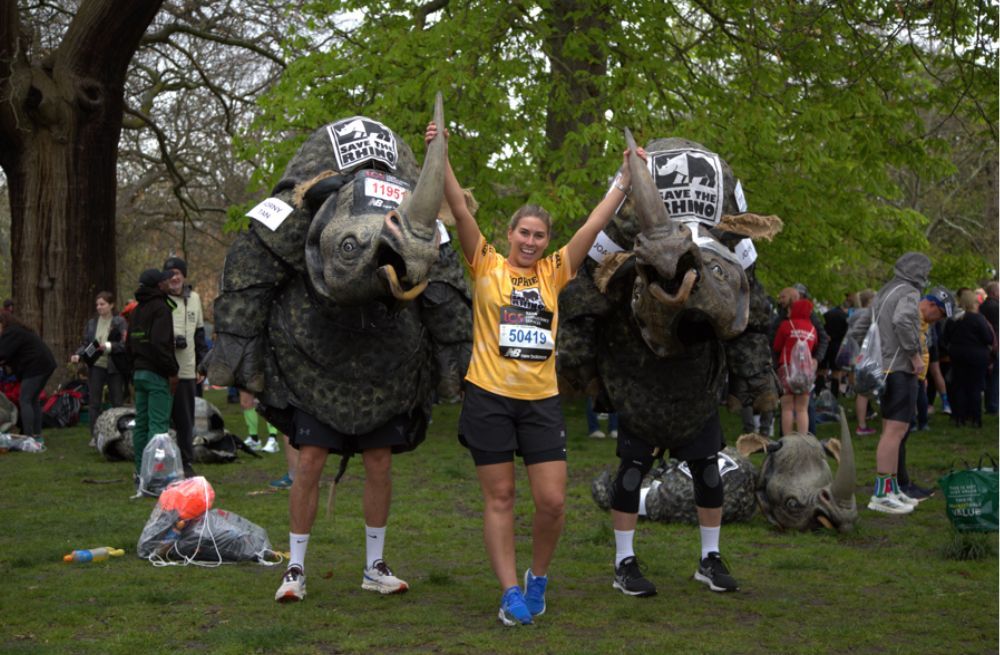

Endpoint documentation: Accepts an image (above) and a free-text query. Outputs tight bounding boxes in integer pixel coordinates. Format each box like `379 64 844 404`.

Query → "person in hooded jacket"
0 313 57 442
126 269 178 479
773 297 818 435
847 252 931 516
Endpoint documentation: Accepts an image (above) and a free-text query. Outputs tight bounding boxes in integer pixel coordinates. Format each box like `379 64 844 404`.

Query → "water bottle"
63 547 125 563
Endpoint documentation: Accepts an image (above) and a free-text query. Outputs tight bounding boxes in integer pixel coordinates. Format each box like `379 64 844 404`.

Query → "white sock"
614 529 635 567
365 525 386 568
700 525 720 559
289 532 309 571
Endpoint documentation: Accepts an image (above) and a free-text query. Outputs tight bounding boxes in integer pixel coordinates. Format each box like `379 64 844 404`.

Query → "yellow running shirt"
465 235 574 400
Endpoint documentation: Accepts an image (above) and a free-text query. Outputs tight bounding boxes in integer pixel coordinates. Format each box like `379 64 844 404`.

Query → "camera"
174 335 188 350
79 340 102 366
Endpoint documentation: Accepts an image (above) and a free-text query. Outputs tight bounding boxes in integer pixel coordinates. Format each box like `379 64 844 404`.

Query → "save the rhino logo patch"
648 149 724 226
510 287 545 312
327 116 398 172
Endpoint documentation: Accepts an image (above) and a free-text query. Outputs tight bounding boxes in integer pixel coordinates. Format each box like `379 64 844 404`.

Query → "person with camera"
70 291 128 428
0 312 56 443
162 256 207 479
125 269 178 480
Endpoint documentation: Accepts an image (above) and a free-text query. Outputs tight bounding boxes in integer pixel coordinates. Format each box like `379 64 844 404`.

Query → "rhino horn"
624 127 670 233
830 407 856 504
400 92 446 235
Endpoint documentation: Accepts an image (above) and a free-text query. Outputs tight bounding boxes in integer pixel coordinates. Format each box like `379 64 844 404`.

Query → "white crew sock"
614 529 635 567
700 525 720 559
289 532 309 570
365 525 386 569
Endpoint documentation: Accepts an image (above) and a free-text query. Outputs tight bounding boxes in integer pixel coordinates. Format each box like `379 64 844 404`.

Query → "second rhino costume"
209 97 471 451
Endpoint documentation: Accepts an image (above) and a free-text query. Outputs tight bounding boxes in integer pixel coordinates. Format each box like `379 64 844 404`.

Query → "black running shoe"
695 552 739 592
613 556 657 597
899 482 935 501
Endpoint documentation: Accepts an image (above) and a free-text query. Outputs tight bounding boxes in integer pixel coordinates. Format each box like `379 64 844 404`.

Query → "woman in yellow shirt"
426 122 642 625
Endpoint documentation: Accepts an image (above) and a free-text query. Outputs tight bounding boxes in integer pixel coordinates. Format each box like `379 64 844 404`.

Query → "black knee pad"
688 456 724 509
610 455 655 513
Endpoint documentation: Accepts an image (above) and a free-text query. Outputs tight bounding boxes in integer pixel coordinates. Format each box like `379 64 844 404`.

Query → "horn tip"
624 127 637 151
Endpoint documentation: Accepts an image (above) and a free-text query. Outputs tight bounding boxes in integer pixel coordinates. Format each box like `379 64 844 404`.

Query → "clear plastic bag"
139 433 183 497
834 337 858 371
786 335 815 394
854 322 884 398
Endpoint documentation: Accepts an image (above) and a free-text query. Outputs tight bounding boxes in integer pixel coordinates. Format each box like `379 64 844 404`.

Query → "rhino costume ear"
736 433 773 457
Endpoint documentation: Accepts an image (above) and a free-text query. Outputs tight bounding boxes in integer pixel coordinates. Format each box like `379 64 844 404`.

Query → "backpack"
853 286 904 398
785 325 815 394
42 389 84 428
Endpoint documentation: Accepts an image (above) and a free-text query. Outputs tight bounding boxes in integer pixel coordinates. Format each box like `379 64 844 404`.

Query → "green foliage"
235 0 996 299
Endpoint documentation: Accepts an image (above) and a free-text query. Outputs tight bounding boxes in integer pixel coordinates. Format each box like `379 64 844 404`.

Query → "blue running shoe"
523 568 547 616
269 473 293 489
498 586 533 626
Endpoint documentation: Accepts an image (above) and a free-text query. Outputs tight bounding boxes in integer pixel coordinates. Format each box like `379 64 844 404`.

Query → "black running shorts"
881 371 918 423
290 407 410 454
616 411 724 463
459 382 567 464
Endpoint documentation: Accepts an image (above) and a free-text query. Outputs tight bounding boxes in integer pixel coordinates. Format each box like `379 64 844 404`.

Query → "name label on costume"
588 230 623 263
734 180 747 212
735 238 757 269
499 306 554 361
247 197 294 231
437 220 450 245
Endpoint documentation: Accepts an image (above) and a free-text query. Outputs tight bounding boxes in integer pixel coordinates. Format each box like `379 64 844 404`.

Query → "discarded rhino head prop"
558 130 783 449
93 399 252 464
736 408 859 532
208 94 472 442
591 447 758 524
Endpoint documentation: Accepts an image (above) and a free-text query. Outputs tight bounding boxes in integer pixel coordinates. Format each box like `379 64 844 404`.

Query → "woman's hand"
617 146 648 192
425 122 449 146
70 354 79 364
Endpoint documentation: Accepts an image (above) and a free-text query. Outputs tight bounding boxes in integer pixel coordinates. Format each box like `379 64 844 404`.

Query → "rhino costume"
558 132 782 593
208 96 471 451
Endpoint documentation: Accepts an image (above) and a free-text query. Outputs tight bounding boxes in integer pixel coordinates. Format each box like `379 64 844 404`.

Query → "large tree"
0 0 163 361
247 0 997 300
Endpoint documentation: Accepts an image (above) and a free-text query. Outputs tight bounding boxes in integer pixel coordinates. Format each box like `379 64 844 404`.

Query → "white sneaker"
892 491 919 507
589 429 606 439
362 559 409 594
262 437 280 453
244 437 261 451
867 495 914 515
275 566 306 602
608 430 618 439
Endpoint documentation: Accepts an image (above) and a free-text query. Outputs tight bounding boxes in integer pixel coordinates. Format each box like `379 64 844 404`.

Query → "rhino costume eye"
785 497 802 510
710 263 725 279
341 237 359 254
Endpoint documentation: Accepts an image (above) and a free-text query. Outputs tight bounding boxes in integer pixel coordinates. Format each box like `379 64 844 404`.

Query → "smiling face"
166 269 185 296
507 215 551 269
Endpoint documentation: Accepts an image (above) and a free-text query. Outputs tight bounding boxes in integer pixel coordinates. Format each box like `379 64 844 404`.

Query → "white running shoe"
589 430 606 439
867 495 914 515
262 437 280 453
244 437 261 451
275 566 306 602
609 430 618 439
892 491 919 507
362 559 409 594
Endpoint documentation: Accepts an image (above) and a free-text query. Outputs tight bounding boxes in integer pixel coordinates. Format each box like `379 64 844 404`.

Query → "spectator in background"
163 256 208 479
773 298 818 434
849 289 878 436
586 397 618 440
846 252 931 515
2 298 13 314
822 294 851 397
70 291 128 429
980 281 999 414
942 288 995 428
126 269 177 485
0 313 56 443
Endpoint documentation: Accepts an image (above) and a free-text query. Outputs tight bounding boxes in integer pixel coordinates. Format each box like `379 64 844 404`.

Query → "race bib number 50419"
499 306 554 361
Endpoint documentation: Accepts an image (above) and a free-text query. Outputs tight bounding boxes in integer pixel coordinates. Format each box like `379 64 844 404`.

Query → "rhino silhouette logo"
327 116 398 172
655 152 717 188
511 287 545 311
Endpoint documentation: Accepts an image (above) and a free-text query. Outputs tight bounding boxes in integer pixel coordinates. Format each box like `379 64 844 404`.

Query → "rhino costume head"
301 94 447 306
738 408 859 532
623 130 749 357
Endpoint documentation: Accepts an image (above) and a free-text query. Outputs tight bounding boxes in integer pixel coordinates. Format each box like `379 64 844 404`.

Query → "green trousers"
132 370 173 474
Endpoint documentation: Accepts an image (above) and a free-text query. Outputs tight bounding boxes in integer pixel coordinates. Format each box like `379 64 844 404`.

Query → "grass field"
1 389 997 655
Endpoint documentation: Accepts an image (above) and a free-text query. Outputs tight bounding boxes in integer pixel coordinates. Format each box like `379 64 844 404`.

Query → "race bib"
588 230 623 263
351 170 411 214
499 306 554 361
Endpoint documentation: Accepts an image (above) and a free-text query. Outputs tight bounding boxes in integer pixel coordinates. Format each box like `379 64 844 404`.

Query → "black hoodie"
126 285 178 378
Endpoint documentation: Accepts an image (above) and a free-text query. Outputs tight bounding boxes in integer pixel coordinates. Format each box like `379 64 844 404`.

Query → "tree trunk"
0 0 163 375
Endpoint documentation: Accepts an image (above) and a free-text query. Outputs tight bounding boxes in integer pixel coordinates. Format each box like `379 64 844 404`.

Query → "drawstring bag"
785 332 815 394
939 455 999 533
834 337 858 371
139 433 183 498
853 286 903 399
